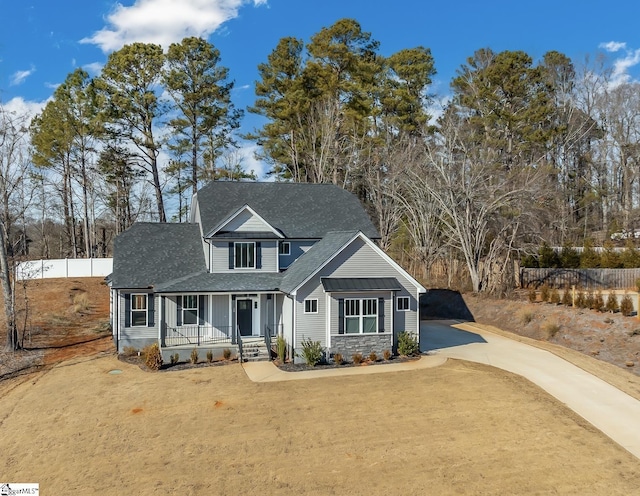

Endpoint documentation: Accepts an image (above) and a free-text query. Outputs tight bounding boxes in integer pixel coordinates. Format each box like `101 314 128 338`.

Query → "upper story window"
279 241 290 256
131 294 148 327
234 242 255 269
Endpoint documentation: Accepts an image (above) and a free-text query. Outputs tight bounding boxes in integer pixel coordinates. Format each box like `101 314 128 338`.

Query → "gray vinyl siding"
117 290 158 352
296 237 418 339
294 281 327 349
210 239 278 273
211 295 230 327
279 240 318 269
221 208 273 232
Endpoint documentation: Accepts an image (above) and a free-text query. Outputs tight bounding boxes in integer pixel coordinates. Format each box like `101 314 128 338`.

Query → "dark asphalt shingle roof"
110 223 206 289
155 272 283 293
280 231 360 293
196 182 379 239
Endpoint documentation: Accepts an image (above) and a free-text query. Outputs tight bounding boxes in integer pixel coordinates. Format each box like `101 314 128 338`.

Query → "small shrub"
543 321 561 340
549 288 560 305
561 288 573 306
190 348 199 365
73 292 90 313
170 353 179 365
398 331 419 356
333 353 343 365
223 348 232 360
383 349 392 361
628 329 640 337
575 291 586 309
276 335 287 362
520 311 534 325
352 352 363 365
584 291 595 310
593 291 605 312
206 350 214 363
122 346 138 357
540 284 550 303
620 293 634 317
143 343 163 371
299 337 324 366
528 287 537 303
605 292 620 313
369 351 378 362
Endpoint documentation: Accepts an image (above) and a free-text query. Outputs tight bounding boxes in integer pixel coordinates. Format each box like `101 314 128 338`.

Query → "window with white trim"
279 241 290 255
234 242 255 268
345 298 377 334
182 295 198 325
131 294 148 327
304 298 318 314
397 296 410 311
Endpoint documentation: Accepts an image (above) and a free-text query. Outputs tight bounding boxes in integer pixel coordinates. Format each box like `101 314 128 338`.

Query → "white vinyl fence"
16 258 113 280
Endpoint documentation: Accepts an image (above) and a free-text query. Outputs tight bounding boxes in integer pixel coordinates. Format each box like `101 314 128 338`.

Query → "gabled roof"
110 223 206 289
208 204 284 238
280 231 360 294
196 182 380 239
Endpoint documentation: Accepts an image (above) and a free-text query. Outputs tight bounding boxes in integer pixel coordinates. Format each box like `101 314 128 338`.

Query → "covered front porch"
158 292 284 350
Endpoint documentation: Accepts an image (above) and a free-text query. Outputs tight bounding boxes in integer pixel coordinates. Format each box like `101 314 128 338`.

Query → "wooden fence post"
572 285 576 308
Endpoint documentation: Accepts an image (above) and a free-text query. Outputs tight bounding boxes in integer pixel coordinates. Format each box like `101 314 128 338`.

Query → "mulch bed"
117 353 238 372
276 354 421 372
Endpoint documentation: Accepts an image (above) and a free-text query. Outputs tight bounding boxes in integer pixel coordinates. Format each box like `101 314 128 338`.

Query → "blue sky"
1 0 640 176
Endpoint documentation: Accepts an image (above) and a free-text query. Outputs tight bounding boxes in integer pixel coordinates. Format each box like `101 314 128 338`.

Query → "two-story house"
108 182 425 362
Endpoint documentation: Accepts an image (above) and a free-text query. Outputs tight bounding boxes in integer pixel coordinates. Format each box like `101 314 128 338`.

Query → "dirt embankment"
423 289 640 377
0 277 112 380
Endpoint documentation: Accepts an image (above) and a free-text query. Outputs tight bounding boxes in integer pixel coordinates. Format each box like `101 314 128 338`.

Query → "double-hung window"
234 242 255 269
182 295 198 325
131 294 148 327
345 298 377 334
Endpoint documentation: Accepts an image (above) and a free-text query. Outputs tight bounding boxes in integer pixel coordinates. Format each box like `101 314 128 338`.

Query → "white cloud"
10 66 36 86
3 97 48 122
599 41 627 53
82 62 104 76
81 0 268 53
238 141 268 179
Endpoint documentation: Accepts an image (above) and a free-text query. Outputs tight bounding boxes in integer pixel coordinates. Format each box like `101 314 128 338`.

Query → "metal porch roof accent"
321 277 403 292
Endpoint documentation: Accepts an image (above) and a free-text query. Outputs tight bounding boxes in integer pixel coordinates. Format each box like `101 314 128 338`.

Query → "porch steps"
241 342 272 362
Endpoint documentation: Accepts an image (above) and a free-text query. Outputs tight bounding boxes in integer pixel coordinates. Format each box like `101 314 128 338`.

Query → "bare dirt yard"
2 280 640 494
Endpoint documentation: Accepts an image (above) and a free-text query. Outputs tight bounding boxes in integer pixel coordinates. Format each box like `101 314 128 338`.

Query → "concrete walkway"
421 320 640 460
242 354 447 382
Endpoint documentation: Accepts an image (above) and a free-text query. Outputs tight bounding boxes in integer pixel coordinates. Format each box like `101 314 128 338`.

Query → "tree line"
3 18 640 349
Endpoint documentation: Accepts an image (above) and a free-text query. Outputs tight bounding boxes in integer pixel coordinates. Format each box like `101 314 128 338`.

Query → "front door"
237 299 253 336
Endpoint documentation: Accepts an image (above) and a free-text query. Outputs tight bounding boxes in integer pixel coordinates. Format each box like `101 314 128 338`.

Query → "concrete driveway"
420 320 640 460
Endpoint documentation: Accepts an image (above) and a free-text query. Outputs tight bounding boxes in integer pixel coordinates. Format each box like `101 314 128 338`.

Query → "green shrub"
206 350 214 363
223 348 232 360
528 287 537 303
170 353 179 365
190 348 199 365
352 353 363 365
540 284 550 303
561 288 572 306
383 349 392 361
398 331 419 356
549 288 560 305
593 291 605 312
620 293 634 317
276 335 287 362
333 352 343 365
369 351 378 362
584 291 595 310
143 343 163 371
605 293 620 313
299 337 324 366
